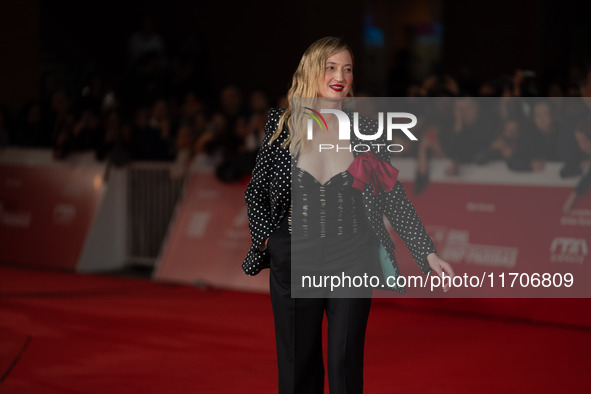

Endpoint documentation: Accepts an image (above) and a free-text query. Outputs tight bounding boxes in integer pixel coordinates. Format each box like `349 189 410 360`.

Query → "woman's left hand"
427 253 455 292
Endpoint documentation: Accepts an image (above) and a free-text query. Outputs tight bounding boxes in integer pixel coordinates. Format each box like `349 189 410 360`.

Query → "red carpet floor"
0 265 590 393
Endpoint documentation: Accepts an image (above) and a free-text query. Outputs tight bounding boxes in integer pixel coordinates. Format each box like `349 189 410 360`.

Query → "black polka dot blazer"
243 108 437 293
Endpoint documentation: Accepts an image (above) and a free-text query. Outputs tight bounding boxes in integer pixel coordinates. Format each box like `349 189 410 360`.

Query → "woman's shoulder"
341 106 380 133
272 107 287 115
344 106 377 125
264 107 289 143
266 107 286 124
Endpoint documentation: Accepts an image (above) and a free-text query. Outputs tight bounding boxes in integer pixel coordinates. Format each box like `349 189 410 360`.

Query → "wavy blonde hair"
269 36 354 155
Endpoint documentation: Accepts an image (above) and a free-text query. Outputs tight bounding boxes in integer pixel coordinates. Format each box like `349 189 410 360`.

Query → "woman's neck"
316 97 344 110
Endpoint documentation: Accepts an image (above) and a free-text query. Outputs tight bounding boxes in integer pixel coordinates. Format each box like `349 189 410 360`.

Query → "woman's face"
317 49 353 98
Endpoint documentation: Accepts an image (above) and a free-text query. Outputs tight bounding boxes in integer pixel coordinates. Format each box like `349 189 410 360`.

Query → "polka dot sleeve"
381 180 437 275
244 109 278 251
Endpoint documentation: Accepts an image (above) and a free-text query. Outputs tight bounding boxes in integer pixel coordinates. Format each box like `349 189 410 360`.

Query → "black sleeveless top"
291 167 365 236
286 166 374 276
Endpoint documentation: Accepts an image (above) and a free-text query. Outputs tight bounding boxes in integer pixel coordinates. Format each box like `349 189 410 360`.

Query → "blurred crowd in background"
0 16 590 192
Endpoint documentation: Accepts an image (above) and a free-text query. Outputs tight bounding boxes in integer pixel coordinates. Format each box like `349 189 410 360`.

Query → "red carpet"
0 265 589 393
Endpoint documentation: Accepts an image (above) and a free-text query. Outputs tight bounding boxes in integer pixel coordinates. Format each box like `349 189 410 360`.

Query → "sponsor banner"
0 163 105 269
385 182 591 298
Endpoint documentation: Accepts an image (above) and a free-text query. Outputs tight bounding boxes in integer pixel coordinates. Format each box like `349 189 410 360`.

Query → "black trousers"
267 217 372 394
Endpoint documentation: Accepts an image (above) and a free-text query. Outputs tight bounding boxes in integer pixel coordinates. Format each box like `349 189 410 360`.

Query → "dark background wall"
442 0 591 87
1 0 590 114
0 0 40 115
